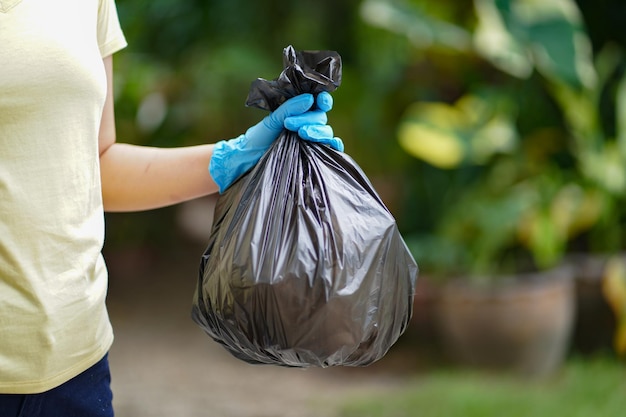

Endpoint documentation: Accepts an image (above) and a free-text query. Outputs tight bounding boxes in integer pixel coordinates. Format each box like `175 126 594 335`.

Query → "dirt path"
105 241 413 417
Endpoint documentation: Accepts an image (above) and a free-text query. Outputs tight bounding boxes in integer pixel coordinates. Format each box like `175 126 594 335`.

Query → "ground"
104 227 416 417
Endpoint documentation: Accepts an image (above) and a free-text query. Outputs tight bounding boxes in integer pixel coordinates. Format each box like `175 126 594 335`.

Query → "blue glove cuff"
210 136 260 193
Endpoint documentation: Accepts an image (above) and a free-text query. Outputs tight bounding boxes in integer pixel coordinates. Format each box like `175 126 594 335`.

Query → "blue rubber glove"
210 92 344 193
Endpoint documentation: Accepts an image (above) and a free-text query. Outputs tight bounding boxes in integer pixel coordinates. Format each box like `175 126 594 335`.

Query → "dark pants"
0 353 113 417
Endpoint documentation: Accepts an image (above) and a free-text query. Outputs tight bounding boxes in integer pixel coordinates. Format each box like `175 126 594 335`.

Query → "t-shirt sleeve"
97 0 127 58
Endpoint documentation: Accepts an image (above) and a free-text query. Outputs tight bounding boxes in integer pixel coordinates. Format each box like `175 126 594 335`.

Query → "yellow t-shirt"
0 0 127 393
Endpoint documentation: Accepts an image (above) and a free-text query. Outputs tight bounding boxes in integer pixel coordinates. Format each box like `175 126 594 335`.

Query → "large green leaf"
474 0 596 89
359 0 471 51
398 93 518 168
474 0 533 78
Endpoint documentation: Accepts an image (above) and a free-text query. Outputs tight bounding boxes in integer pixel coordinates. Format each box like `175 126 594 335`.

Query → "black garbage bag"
192 46 418 368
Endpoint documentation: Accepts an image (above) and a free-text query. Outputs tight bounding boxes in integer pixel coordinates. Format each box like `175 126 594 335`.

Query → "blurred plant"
603 257 626 357
362 0 626 280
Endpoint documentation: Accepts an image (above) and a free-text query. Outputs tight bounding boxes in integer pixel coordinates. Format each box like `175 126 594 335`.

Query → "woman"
0 0 341 415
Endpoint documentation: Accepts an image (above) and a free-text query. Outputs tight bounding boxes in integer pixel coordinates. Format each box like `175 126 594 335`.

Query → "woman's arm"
98 56 219 212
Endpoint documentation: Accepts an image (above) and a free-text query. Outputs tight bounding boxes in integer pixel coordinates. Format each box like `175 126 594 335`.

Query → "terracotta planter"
436 266 576 377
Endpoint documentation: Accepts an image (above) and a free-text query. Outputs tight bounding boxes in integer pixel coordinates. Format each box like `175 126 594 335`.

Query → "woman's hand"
209 92 343 193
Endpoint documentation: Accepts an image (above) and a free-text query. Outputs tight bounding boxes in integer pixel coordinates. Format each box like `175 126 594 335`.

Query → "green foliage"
386 0 626 278
339 357 626 417
113 0 368 149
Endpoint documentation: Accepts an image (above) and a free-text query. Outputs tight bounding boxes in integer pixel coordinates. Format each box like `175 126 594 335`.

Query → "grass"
338 357 625 417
